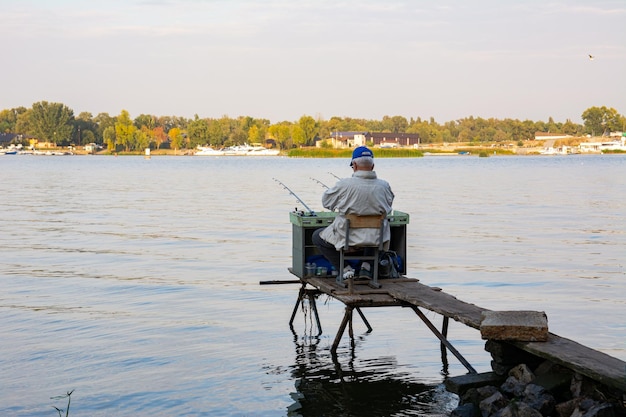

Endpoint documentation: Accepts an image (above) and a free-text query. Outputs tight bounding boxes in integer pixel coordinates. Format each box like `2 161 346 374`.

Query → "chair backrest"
343 213 386 250
344 213 385 229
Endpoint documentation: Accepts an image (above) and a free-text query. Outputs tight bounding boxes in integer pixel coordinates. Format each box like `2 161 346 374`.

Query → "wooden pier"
283 209 625 398
288 274 626 394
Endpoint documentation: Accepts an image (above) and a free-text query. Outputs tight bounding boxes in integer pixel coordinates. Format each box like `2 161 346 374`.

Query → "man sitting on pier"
312 146 395 279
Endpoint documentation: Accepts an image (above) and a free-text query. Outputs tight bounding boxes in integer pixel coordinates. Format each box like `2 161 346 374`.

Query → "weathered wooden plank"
513 334 626 392
387 282 488 329
304 277 402 306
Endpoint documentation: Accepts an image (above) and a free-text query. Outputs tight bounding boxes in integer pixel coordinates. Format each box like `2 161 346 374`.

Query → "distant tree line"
1 102 624 152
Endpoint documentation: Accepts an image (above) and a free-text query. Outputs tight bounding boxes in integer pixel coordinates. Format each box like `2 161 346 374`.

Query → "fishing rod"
309 177 329 189
272 178 315 215
311 172 343 188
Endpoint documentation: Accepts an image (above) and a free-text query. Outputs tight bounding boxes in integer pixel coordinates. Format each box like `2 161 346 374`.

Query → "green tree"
381 115 409 133
546 116 560 133
134 127 150 150
521 120 538 140
80 129 96 145
291 124 306 147
207 119 225 147
93 113 115 144
187 115 209 148
0 108 24 133
0 110 12 133
73 112 99 146
248 125 261 144
115 110 136 151
493 129 511 142
618 114 626 133
135 114 156 130
29 101 75 145
229 116 248 144
581 106 620 136
218 116 237 146
297 115 318 146
562 119 582 136
268 122 292 149
103 126 116 151
408 118 442 143
155 116 170 132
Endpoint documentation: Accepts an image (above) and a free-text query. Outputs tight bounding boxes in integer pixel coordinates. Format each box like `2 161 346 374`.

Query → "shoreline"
5 139 624 157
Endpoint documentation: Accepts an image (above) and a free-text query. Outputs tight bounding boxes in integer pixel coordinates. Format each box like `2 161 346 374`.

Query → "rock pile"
449 341 625 417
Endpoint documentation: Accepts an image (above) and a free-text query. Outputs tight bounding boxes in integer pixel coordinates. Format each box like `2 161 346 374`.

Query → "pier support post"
355 307 373 333
289 284 323 335
330 306 375 355
411 306 476 374
331 306 354 355
440 316 450 372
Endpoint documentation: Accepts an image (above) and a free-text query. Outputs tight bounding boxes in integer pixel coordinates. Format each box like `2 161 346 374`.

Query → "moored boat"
245 146 280 156
195 146 225 156
195 144 279 156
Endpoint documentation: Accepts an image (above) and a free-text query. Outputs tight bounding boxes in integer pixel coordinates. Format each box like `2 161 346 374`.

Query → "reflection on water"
0 155 624 416
289 332 457 416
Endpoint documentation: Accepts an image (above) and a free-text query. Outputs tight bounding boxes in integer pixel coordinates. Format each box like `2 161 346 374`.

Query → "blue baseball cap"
350 146 373 166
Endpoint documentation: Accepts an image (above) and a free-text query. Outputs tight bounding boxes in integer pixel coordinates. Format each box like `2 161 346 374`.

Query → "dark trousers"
312 227 341 272
312 227 374 273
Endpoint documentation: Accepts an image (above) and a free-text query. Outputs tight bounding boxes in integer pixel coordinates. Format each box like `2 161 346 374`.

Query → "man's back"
319 170 394 250
312 146 395 270
322 171 393 216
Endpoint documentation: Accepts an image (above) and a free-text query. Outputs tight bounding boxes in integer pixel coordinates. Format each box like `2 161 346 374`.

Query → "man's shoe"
342 265 355 280
358 262 373 280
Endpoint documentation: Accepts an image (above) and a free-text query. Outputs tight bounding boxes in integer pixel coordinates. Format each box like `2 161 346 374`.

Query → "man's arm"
321 181 344 211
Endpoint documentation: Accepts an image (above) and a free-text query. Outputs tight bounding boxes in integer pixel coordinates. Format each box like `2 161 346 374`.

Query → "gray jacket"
319 170 394 250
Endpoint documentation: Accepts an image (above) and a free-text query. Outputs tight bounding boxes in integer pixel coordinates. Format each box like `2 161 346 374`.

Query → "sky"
2 0 625 124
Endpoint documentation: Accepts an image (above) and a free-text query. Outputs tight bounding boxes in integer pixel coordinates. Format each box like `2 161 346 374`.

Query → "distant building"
534 132 572 141
324 131 420 149
85 143 103 153
364 132 421 147
579 137 626 153
324 131 365 148
0 133 20 146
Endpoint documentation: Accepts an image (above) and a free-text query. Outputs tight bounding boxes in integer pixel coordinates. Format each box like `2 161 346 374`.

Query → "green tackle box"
289 210 410 278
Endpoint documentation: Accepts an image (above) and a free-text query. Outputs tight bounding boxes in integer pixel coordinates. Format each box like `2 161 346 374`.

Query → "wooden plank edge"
513 333 626 393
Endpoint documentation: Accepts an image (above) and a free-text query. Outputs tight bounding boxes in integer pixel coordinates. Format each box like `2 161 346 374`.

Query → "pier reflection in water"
289 329 458 416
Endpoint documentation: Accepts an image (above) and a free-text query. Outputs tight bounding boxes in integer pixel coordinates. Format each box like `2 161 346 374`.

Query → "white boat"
245 146 280 156
195 146 225 156
222 145 252 156
223 144 280 156
195 144 279 156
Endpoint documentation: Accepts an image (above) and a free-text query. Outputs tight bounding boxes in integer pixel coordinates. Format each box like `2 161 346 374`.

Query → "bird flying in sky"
588 54 595 60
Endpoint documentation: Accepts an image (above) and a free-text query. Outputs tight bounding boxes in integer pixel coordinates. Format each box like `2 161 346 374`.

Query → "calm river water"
1 154 624 416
